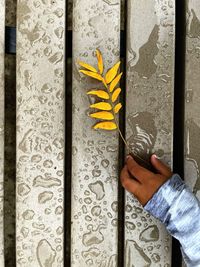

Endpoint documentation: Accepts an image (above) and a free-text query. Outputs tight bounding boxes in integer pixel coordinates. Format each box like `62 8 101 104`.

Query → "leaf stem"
101 77 151 167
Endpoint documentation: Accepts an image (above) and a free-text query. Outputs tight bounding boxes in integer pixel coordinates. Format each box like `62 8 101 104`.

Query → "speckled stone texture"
16 0 65 266
184 2 200 197
71 1 121 266
124 0 175 266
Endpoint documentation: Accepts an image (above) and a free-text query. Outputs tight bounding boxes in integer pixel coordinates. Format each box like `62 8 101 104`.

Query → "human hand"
120 154 173 206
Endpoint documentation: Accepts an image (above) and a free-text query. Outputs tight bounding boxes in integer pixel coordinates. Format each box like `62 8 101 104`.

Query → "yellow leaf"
90 111 114 120
93 121 117 130
109 72 122 92
90 102 112 111
87 90 109 100
78 61 97 73
105 61 121 84
79 70 102 81
96 49 103 74
114 103 122 113
112 88 121 102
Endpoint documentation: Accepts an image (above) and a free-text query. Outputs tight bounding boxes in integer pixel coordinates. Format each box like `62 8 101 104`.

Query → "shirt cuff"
144 173 185 223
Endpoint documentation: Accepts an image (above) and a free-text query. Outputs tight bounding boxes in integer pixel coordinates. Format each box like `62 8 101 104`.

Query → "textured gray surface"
125 0 175 265
184 0 200 199
16 0 65 266
0 1 5 266
71 0 120 266
183 1 200 266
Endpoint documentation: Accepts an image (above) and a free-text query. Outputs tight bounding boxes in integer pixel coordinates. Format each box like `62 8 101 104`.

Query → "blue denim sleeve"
144 173 200 267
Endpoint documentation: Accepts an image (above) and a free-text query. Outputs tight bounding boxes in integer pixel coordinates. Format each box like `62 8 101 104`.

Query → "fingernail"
126 155 132 161
152 154 158 159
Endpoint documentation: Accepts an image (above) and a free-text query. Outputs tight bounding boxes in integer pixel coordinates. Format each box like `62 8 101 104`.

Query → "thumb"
151 154 172 177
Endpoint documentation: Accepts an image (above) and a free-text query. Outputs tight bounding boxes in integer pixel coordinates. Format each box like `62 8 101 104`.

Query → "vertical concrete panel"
183 4 200 267
71 1 120 266
184 1 200 197
0 1 5 266
16 0 65 266
125 1 175 265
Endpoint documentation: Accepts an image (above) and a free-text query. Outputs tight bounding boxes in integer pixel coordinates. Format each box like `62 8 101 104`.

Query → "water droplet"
151 253 160 263
53 138 64 149
147 246 153 251
22 210 35 220
111 201 118 212
131 213 137 219
88 181 105 200
92 169 101 177
56 227 63 235
91 206 101 216
85 215 92 221
101 159 109 168
82 225 104 246
82 205 87 214
20 227 29 238
106 145 117 152
111 219 117 227
37 239 56 267
41 83 54 94
107 212 112 218
31 154 42 163
125 221 136 230
32 223 45 230
17 183 31 196
125 240 151 266
139 225 159 242
72 146 78 156
45 208 51 214
38 191 53 204
33 175 61 188
55 206 63 215
57 152 64 160
125 204 132 212
84 197 92 204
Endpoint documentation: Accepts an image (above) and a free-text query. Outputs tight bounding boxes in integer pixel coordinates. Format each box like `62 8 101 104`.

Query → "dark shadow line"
5 26 16 54
4 54 16 267
117 2 127 267
64 1 72 266
172 0 186 266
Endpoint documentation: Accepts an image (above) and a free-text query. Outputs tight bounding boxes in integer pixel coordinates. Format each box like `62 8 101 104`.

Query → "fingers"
120 154 173 206
150 154 172 177
120 165 140 195
126 155 152 182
